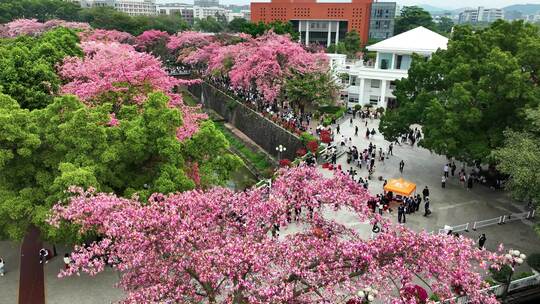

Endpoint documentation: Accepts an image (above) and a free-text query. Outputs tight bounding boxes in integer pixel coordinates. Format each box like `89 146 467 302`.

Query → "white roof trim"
367 26 448 55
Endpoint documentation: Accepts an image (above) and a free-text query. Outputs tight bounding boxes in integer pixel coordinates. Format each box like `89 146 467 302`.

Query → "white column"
392 53 397 69
380 79 387 108
327 21 332 47
335 22 340 45
298 21 303 43
305 21 310 46
375 52 380 69
359 77 365 105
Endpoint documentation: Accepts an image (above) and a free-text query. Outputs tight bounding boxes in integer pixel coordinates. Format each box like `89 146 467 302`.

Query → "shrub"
490 264 513 283
320 130 332 144
307 140 319 153
514 271 534 280
429 294 440 302
300 132 318 145
376 107 385 114
279 159 292 167
354 104 362 111
527 253 540 272
296 148 307 157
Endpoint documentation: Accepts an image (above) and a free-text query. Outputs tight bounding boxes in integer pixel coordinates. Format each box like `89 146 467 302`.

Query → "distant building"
157 3 194 24
328 26 448 108
369 2 396 40
194 0 219 7
76 0 157 16
459 7 503 24
251 0 373 47
193 6 228 20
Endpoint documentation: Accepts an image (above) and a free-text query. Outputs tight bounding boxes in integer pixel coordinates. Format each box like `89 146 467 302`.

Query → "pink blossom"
134 30 170 51
0 18 90 38
79 29 134 44
167 31 213 51
50 166 503 304
107 113 120 127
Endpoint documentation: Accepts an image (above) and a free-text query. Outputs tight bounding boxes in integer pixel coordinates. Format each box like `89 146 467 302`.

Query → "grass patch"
180 90 198 106
214 122 273 173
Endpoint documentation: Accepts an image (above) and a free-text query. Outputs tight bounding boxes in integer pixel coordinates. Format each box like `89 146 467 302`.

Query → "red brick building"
251 0 373 47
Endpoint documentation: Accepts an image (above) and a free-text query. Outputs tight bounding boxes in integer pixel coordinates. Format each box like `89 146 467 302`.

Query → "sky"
157 0 540 9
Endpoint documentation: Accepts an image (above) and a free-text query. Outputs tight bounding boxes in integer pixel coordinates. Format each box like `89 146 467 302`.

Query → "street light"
502 249 527 298
276 144 286 160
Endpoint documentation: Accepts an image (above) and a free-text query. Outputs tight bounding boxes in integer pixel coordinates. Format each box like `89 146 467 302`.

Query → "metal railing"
439 210 536 234
436 274 540 304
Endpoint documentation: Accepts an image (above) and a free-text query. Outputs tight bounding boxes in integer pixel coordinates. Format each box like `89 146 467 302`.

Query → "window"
396 55 403 69
369 96 379 105
380 59 389 69
371 80 380 88
350 76 358 86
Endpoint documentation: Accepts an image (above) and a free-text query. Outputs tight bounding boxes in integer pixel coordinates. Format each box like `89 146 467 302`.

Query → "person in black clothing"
422 186 429 201
336 125 340 134
423 198 431 216
399 160 405 174
388 143 393 156
451 161 457 176
355 126 358 136
478 234 487 249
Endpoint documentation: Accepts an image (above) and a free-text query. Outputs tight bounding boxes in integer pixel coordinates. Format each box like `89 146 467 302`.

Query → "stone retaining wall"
188 82 303 160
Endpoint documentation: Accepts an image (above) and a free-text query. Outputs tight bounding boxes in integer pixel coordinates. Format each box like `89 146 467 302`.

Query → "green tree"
283 71 339 113
0 92 241 241
0 0 81 23
194 16 225 33
327 30 362 58
395 6 436 34
0 27 82 110
380 21 540 162
227 17 249 33
436 17 455 34
492 106 540 234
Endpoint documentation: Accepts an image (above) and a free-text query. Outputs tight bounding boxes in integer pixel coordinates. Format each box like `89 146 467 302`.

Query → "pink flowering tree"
134 30 173 61
79 29 134 44
0 18 90 38
183 31 332 105
50 166 502 304
59 41 205 140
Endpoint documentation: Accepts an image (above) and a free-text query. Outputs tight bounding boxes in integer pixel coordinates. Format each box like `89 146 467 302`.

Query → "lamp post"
276 144 286 160
502 249 526 299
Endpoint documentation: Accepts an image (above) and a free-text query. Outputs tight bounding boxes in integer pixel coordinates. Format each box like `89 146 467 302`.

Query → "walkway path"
315 115 540 255
19 226 44 304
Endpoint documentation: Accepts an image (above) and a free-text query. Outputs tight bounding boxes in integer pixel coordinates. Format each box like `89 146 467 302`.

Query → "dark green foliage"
0 27 82 110
380 21 540 162
227 19 299 40
526 253 540 272
0 0 82 23
395 6 436 34
490 264 513 283
327 30 362 58
194 16 225 33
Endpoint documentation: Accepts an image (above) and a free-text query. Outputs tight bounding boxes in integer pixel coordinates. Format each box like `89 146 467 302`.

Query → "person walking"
355 125 358 136
63 254 72 270
336 124 340 134
443 163 449 178
423 198 431 216
422 186 429 201
478 234 487 249
441 176 446 188
388 143 393 156
467 175 473 191
39 248 49 264
0 258 5 276
397 204 404 223
451 161 457 176
349 117 353 125
399 160 405 174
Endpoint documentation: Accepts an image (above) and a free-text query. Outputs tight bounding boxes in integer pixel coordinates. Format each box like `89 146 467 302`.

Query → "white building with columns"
328 26 448 108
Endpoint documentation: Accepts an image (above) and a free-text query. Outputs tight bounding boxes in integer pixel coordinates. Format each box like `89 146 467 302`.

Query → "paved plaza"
1 116 539 303
319 116 540 256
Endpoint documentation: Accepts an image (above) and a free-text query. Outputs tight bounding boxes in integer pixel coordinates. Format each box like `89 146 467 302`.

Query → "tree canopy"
0 27 82 110
380 21 540 162
50 166 504 304
327 30 362 58
394 6 436 35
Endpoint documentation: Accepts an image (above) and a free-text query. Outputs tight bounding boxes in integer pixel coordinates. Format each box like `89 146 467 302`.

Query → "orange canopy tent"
384 178 417 197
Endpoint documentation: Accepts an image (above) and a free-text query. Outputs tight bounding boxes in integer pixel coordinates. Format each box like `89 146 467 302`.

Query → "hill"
503 4 540 15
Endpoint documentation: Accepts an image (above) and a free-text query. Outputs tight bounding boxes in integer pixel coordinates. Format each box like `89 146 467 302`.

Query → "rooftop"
367 26 449 55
